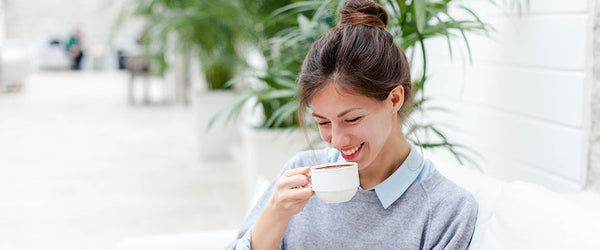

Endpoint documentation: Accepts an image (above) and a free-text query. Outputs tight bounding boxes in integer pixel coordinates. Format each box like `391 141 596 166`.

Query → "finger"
283 167 310 177
278 174 310 189
292 186 315 200
279 186 314 203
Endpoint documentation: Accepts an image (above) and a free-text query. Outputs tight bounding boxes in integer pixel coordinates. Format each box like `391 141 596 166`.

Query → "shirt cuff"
234 226 253 250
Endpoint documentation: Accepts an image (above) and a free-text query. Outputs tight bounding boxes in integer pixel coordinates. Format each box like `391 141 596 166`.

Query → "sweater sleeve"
233 226 253 250
426 186 478 250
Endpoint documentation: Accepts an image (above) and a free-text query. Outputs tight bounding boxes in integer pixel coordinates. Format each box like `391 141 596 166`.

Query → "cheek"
318 127 331 143
360 119 387 145
348 123 373 147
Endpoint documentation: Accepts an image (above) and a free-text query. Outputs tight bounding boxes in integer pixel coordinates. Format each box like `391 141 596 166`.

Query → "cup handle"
297 183 312 189
295 169 312 189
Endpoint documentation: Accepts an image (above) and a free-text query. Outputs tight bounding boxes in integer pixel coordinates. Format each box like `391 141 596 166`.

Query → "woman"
228 0 477 249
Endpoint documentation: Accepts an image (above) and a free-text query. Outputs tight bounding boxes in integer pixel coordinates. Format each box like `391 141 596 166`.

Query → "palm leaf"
271 1 323 18
265 100 300 128
208 91 252 130
259 89 296 100
412 0 427 34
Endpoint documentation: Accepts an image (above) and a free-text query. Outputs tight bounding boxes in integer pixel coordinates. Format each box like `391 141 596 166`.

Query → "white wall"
0 0 5 42
590 0 600 192
423 0 593 192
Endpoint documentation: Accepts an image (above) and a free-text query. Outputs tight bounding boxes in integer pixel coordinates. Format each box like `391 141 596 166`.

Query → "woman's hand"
251 167 313 249
268 167 314 217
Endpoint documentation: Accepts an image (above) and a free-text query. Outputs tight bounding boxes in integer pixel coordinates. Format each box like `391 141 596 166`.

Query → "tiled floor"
0 71 247 250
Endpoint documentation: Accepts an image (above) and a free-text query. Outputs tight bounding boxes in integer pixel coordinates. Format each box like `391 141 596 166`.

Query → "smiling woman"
227 0 478 249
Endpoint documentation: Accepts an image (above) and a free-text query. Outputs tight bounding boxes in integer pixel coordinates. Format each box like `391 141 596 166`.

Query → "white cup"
309 162 359 203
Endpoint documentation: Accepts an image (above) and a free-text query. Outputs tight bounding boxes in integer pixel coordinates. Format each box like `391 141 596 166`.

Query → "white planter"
194 91 240 159
239 125 308 203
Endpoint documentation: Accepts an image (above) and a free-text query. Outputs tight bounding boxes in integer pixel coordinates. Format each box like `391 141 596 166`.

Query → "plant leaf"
259 89 296 100
413 0 427 33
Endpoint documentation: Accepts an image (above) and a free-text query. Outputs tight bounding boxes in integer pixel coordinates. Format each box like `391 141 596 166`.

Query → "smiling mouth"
341 143 364 159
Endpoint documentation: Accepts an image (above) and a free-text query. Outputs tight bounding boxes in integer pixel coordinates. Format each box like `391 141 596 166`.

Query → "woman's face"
310 84 401 171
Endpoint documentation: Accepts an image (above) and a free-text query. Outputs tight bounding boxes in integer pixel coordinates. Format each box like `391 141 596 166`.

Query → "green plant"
218 0 494 167
116 0 257 90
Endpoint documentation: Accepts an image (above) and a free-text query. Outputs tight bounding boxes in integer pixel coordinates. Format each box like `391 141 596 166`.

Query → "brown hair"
298 0 412 127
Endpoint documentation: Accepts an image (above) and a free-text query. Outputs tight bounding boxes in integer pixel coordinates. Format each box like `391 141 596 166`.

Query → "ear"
388 85 405 113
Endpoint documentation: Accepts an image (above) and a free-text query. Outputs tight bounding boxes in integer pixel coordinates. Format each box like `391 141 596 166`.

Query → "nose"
330 124 350 149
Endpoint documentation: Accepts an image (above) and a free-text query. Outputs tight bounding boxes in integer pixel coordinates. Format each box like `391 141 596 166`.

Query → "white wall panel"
426 59 586 127
425 60 466 100
450 15 588 70
463 64 586 127
427 100 586 183
426 12 588 70
465 0 589 15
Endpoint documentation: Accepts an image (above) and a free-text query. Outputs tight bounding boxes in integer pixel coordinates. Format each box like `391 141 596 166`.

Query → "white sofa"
434 158 600 249
115 159 600 250
37 40 71 70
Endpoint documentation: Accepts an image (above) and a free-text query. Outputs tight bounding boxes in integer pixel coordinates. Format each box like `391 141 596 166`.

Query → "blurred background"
1 0 599 249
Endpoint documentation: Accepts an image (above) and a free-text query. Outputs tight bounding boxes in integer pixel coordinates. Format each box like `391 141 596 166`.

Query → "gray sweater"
228 148 478 249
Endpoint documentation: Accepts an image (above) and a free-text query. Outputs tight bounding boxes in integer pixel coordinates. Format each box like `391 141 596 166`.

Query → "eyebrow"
312 108 361 119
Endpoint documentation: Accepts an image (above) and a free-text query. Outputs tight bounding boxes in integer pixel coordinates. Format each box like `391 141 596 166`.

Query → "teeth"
342 144 361 155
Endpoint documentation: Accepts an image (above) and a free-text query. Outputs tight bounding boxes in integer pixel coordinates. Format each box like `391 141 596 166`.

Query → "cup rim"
310 162 358 171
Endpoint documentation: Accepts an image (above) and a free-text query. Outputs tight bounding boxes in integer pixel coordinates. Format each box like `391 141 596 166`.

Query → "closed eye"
317 121 330 126
345 116 362 123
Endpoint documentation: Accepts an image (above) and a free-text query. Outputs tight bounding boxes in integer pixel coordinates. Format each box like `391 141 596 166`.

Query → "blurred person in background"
66 28 84 70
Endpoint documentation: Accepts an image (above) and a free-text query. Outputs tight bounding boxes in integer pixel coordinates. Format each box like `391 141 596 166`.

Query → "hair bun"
340 0 388 29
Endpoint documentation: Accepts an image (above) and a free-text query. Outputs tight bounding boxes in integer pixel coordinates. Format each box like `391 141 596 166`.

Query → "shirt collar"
336 143 424 209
